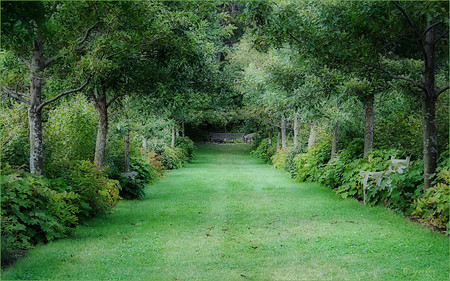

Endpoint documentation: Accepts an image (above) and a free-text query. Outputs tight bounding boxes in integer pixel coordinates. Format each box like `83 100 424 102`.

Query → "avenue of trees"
1 0 448 266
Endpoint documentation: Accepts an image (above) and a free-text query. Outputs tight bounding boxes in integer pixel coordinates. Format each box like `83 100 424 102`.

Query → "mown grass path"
2 144 448 280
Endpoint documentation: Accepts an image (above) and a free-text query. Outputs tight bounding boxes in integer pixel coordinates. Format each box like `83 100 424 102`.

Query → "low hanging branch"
37 76 91 111
1 85 29 104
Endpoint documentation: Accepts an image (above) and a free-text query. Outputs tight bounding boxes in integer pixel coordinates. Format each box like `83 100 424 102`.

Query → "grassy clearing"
2 144 448 280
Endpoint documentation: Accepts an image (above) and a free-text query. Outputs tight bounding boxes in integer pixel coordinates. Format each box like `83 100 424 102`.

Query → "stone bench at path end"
359 156 410 205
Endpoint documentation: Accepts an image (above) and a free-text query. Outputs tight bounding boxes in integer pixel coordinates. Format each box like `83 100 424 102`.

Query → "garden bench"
359 156 410 205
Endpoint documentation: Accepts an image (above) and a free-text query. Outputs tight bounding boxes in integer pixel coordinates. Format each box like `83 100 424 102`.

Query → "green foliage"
292 141 331 182
45 95 97 176
285 144 306 174
0 102 28 167
162 146 188 170
413 169 450 232
1 164 80 267
58 161 121 219
111 151 165 200
175 136 196 159
271 148 289 170
250 138 274 163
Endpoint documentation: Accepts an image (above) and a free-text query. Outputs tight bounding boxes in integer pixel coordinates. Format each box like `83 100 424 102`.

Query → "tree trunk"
276 127 281 152
293 113 299 147
181 120 185 137
171 126 176 147
307 121 316 149
94 88 108 168
142 137 147 152
422 21 438 189
268 131 272 147
175 126 180 138
124 115 130 173
281 116 287 149
331 123 338 159
28 38 45 175
363 93 374 158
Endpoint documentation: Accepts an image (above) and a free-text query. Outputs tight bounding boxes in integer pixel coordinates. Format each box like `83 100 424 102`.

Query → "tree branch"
76 22 98 47
422 21 444 35
436 85 449 97
393 1 427 57
1 85 29 104
37 77 90 111
107 92 126 108
434 29 449 43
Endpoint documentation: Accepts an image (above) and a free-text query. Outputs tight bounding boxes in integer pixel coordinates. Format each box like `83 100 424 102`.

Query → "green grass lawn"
2 144 448 280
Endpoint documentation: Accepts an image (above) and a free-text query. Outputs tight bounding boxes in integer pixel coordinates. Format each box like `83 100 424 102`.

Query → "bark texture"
28 38 45 174
363 93 374 158
94 88 108 167
268 131 272 147
281 116 287 149
124 115 130 172
171 126 176 147
307 122 316 148
293 114 299 146
276 127 281 151
331 123 338 159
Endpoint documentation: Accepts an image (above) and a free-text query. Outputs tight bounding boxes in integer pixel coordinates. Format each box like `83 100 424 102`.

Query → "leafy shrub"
162 146 188 170
412 169 449 232
292 141 331 182
271 148 290 170
285 144 306 174
1 165 80 267
175 136 196 159
0 102 28 167
251 138 274 163
111 151 165 200
59 161 121 219
45 95 97 177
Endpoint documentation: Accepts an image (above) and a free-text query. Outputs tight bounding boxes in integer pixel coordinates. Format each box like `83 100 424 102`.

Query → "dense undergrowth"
252 137 449 234
0 96 197 268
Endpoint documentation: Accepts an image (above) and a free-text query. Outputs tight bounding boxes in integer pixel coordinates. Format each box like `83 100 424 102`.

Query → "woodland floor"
2 144 449 280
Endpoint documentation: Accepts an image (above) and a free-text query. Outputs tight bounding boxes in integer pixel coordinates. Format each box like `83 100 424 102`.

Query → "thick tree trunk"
124 115 130 172
293 113 299 146
363 93 374 158
28 38 45 175
276 127 281 152
331 123 338 159
422 21 438 189
307 121 316 149
268 131 272 147
175 126 180 138
94 89 108 168
171 126 176 147
281 116 287 149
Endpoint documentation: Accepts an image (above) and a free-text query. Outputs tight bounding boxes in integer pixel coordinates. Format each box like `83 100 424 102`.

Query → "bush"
285 144 306 174
162 146 188 170
271 148 290 170
292 141 331 182
1 165 80 267
0 102 28 167
58 161 121 219
175 136 196 159
44 95 97 177
412 168 449 232
110 151 165 200
251 138 275 163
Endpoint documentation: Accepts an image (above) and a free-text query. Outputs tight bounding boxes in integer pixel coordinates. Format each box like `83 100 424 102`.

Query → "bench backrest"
388 156 410 174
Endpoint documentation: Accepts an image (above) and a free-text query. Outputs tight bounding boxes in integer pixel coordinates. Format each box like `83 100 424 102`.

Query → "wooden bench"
360 156 410 205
